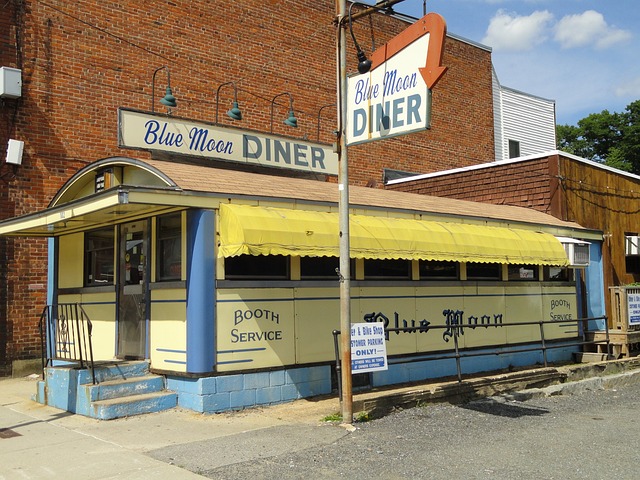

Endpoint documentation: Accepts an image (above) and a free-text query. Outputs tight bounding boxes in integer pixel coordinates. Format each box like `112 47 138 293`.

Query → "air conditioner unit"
556 237 590 267
626 236 640 256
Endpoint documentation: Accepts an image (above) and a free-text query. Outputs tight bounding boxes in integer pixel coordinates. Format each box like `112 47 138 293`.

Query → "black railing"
333 315 610 397
39 303 96 384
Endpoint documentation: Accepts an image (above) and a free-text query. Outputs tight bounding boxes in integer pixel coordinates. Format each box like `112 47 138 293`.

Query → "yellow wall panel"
79 292 116 361
455 285 507 348
216 289 295 371
58 234 84 288
542 285 579 340
293 287 339 364
150 288 187 372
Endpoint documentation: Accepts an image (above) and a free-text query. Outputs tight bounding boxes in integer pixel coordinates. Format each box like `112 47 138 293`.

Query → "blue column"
186 209 216 373
585 241 606 329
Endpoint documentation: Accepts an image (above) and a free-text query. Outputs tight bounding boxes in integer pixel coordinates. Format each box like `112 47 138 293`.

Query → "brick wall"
0 0 496 371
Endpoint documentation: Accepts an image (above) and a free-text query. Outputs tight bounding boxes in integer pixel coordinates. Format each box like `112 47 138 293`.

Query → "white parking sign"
350 322 388 373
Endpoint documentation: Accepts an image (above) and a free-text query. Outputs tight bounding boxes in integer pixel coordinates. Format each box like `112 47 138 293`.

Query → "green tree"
556 100 640 174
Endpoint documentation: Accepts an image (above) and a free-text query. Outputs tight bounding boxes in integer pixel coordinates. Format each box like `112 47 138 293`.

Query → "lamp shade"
284 110 298 128
160 86 177 108
227 101 242 120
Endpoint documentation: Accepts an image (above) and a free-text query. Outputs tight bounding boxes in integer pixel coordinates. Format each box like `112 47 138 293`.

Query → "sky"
377 0 640 126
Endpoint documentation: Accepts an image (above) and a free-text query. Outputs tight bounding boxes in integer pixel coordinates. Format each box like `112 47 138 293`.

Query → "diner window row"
223 255 572 282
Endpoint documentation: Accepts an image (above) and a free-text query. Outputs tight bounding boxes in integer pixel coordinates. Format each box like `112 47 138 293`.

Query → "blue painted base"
373 345 578 387
167 365 332 413
34 346 578 417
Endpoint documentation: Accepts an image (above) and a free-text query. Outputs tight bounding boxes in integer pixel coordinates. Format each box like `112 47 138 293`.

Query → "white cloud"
554 10 632 50
614 76 640 98
482 10 554 52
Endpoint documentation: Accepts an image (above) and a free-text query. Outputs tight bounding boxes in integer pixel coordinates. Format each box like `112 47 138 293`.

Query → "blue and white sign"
627 292 640 325
118 108 338 175
350 322 388 373
345 13 447 146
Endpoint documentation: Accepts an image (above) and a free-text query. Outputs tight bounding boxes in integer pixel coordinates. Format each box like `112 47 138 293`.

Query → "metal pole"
336 0 353 425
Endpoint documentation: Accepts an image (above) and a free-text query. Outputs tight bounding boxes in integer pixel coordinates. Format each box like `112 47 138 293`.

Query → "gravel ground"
184 382 640 479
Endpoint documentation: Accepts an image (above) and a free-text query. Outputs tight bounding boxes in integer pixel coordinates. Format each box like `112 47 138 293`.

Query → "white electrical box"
6 139 24 165
0 67 22 99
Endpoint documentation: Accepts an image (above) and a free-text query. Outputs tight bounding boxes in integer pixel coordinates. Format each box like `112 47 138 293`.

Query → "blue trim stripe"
217 359 254 364
217 297 295 303
156 348 187 354
151 299 187 304
217 290 577 304
77 301 117 306
218 347 266 354
163 359 187 365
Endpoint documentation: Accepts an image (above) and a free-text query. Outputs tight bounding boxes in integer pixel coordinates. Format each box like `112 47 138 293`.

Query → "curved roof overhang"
0 157 187 237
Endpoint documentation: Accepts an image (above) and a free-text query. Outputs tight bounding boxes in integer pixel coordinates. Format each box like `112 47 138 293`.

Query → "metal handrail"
333 315 610 391
39 303 96 384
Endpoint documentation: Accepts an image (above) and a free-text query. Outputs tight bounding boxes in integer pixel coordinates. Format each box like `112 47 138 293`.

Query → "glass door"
117 221 149 359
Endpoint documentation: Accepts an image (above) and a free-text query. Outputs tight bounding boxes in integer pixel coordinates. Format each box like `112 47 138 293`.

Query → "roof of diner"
0 157 594 238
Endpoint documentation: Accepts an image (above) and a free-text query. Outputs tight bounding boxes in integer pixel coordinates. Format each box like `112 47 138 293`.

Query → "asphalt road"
150 381 640 479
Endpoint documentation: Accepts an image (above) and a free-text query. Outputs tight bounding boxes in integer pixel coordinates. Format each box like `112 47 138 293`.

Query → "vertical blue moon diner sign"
346 13 447 145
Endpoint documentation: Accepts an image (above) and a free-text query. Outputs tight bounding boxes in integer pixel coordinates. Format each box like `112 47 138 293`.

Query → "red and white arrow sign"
370 12 448 89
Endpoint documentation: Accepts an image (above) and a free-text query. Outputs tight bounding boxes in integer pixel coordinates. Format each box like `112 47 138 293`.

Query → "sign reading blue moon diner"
346 13 447 146
118 108 338 176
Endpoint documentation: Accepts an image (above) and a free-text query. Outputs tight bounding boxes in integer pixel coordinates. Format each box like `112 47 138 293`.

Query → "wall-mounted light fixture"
151 65 177 112
317 103 336 141
348 3 372 74
215 81 242 122
270 92 298 132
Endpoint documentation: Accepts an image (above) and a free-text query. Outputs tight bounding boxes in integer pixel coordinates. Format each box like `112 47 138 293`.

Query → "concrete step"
84 374 165 401
89 391 177 420
86 361 150 384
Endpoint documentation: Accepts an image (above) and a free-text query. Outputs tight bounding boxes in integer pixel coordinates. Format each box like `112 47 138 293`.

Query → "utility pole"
335 0 408 425
336 0 353 425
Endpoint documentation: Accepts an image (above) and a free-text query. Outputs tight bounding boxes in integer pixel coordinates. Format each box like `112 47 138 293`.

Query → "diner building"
0 1 606 416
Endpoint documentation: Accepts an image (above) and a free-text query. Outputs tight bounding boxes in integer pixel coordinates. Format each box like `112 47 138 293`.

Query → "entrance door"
117 221 149 359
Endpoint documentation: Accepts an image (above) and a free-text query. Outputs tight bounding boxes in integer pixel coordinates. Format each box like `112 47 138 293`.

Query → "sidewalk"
2 358 640 479
0 375 347 479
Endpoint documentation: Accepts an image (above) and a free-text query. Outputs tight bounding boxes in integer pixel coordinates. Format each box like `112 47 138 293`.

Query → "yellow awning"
218 204 569 266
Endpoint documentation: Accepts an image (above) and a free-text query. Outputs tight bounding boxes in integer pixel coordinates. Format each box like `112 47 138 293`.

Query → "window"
419 260 458 279
300 256 354 280
84 227 115 286
626 256 640 275
157 213 182 281
466 262 501 280
364 259 411 279
507 264 539 281
508 139 520 158
224 255 289 280
544 266 572 281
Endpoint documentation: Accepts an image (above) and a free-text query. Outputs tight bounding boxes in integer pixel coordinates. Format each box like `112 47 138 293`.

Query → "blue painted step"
78 361 177 419
84 374 166 401
81 361 151 384
89 391 178 420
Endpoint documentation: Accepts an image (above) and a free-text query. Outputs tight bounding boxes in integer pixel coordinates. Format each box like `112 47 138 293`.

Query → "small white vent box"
0 67 22 99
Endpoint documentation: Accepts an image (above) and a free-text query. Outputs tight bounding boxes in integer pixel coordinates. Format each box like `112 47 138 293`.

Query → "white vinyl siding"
493 73 556 161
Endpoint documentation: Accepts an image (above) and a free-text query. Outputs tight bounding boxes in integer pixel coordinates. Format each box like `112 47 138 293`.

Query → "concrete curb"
353 356 640 417
510 368 640 401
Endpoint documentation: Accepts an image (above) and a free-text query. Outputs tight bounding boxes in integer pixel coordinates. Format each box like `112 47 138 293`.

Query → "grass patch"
322 412 343 422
